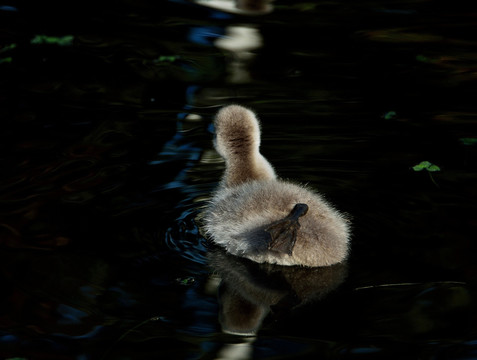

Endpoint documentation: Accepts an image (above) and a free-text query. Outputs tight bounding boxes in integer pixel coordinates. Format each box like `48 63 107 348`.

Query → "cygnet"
203 105 350 267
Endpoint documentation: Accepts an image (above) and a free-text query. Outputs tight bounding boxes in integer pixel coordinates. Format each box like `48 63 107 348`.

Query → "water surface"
1 0 477 359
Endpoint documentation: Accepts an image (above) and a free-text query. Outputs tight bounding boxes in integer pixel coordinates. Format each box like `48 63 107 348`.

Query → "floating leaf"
460 138 477 146
0 57 12 64
427 164 441 172
0 43 15 64
176 276 195 286
31 35 74 46
412 161 440 187
412 161 441 172
0 43 16 54
412 161 431 171
383 111 397 120
416 54 436 64
151 55 180 64
160 55 179 62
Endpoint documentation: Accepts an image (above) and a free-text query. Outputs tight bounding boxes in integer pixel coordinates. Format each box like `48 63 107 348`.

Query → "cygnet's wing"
265 203 308 256
266 219 299 255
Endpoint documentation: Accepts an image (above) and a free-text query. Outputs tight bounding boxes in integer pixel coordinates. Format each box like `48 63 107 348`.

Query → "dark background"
1 0 477 359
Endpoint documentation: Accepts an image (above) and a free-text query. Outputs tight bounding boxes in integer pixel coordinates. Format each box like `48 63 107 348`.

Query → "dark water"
1 0 477 359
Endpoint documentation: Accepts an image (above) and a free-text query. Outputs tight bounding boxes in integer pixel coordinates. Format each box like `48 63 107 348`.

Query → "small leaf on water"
412 161 431 171
31 35 74 46
152 55 180 64
412 161 440 172
416 54 427 62
416 54 436 64
0 43 16 54
460 138 477 146
383 111 397 120
176 276 195 286
427 164 441 172
160 55 178 62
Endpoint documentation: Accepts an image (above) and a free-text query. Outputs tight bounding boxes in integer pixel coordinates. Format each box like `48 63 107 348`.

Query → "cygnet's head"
214 105 261 160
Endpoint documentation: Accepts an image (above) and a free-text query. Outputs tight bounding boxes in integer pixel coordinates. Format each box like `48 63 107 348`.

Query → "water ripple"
164 209 208 265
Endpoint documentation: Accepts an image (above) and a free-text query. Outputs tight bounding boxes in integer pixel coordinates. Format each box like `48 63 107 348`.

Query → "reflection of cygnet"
215 26 262 84
203 105 351 267
209 249 348 335
236 0 273 13
195 0 274 15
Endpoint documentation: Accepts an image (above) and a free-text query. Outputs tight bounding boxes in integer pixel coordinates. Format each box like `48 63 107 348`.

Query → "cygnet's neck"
223 149 275 187
214 105 276 188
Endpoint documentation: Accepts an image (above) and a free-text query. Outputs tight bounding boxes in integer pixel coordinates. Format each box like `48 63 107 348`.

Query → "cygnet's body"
203 105 350 267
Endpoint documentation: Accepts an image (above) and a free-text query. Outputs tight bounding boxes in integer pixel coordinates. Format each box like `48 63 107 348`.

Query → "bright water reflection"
195 0 274 15
1 0 477 359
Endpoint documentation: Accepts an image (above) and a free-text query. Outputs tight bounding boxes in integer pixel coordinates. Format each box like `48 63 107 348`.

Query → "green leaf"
383 111 397 120
416 54 437 64
152 55 180 64
412 161 431 171
159 55 178 62
412 161 440 172
0 57 12 64
427 164 441 172
176 276 195 286
31 35 74 46
0 43 16 54
460 138 477 146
